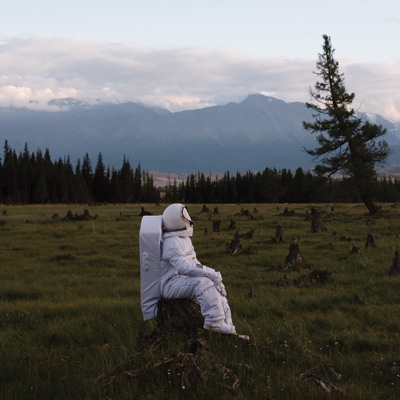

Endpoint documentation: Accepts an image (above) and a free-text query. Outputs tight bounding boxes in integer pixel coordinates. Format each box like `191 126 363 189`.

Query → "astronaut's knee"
194 277 215 297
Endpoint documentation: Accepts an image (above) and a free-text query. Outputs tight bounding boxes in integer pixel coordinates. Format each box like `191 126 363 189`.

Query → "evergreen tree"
196 172 207 203
119 156 134 203
109 166 121 203
303 34 390 214
33 148 48 203
93 152 108 202
293 167 306 203
63 156 76 203
74 158 91 203
18 143 33 203
141 170 159 203
81 153 93 198
34 174 48 203
2 142 18 202
165 177 179 203
185 174 196 203
133 163 142 202
280 168 293 202
260 168 284 202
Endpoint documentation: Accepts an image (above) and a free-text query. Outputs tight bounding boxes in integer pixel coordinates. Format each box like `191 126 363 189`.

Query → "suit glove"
212 271 222 283
215 281 227 296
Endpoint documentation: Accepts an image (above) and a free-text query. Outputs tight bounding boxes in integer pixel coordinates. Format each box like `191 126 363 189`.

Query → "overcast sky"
1 0 399 119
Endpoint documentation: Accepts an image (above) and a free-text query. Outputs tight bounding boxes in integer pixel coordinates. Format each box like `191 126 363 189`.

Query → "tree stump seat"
156 298 204 336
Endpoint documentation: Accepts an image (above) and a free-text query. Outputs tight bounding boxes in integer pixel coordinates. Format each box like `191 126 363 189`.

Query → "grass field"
1 203 400 399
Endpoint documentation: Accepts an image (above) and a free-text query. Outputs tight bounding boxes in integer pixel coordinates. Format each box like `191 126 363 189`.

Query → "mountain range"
1 94 399 174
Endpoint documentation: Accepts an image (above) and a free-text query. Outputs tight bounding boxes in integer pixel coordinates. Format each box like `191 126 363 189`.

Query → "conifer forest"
1 141 400 205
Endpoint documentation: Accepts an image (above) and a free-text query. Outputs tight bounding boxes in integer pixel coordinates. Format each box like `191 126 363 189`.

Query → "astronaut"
160 203 236 335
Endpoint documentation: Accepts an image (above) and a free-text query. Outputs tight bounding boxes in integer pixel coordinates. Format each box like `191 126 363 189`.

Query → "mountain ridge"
0 94 399 174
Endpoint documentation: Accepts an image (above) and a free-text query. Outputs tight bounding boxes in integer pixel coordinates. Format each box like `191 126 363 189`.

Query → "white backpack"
139 215 163 320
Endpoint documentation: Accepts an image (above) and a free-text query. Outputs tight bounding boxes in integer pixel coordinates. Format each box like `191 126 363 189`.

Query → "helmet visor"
182 206 193 225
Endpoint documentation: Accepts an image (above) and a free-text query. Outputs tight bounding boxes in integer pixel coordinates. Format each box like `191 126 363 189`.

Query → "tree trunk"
360 193 379 215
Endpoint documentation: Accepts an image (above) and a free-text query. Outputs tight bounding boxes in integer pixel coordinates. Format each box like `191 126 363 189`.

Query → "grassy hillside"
0 203 400 399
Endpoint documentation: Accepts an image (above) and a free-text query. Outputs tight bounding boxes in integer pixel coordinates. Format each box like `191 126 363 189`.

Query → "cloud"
0 36 399 119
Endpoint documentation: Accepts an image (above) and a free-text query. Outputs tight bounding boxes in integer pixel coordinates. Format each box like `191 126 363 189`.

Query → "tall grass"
1 203 400 399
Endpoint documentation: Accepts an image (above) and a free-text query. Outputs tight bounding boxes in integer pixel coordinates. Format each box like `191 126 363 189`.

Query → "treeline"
0 141 158 204
165 168 400 204
1 141 400 204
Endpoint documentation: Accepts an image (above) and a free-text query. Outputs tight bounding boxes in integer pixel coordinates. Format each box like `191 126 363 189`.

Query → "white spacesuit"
160 203 236 335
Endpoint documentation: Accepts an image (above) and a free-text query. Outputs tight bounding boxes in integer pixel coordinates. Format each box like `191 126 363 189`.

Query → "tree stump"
83 209 91 220
350 246 360 254
240 208 253 219
282 207 295 216
212 220 221 233
310 207 327 233
285 242 304 268
139 207 151 216
226 231 243 255
247 287 256 299
389 251 400 277
365 233 375 248
201 204 209 213
228 219 237 230
64 209 74 220
156 298 204 336
274 224 284 243
62 209 97 221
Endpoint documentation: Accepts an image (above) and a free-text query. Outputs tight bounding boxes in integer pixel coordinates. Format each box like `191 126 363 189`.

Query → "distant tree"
280 168 294 202
81 153 93 195
165 177 179 203
141 170 159 203
303 34 390 214
184 174 195 203
53 158 70 203
1 141 18 202
34 174 48 204
109 166 121 203
93 152 107 202
74 158 91 203
133 163 142 202
119 155 134 203
260 168 284 202
292 167 306 202
18 143 33 202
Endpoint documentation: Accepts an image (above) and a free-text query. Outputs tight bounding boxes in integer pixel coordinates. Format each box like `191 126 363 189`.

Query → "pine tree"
81 153 93 197
303 34 390 214
74 158 91 203
133 163 142 202
119 155 134 203
2 142 18 202
93 152 107 202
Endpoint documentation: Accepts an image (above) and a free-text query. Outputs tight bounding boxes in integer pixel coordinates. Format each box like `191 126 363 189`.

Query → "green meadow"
1 203 400 399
